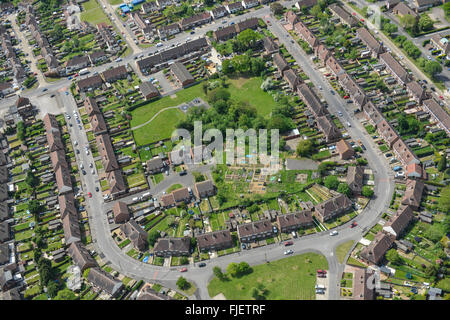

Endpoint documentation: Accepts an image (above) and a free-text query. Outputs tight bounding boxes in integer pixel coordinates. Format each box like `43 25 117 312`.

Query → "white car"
284 250 293 255
330 230 338 236
86 150 89 155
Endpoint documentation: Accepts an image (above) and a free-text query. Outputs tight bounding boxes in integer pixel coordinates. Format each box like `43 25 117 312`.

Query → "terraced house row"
286 9 450 175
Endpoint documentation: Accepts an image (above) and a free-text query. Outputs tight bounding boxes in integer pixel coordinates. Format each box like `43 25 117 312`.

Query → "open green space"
336 240 355 264
207 252 328 300
80 0 111 25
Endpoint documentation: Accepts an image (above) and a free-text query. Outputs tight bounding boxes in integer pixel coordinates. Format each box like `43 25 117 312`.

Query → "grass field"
108 0 123 4
336 240 355 264
227 77 278 118
80 0 110 25
207 252 328 300
131 77 280 146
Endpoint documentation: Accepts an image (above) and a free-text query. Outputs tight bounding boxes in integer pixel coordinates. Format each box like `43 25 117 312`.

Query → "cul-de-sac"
0 0 449 301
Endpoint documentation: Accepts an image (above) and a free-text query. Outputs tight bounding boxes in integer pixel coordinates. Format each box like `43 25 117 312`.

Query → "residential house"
385 0 401 10
157 23 180 39
0 222 10 243
179 12 211 31
196 230 233 252
0 82 13 97
316 115 342 143
242 0 259 9
84 97 101 117
276 211 314 233
294 21 318 49
347 166 364 195
58 193 77 220
314 194 352 223
283 68 302 90
87 267 123 297
392 2 419 19
297 83 326 117
284 10 299 28
377 119 399 148
326 55 344 77
213 25 237 42
156 0 172 9
89 50 107 65
68 242 97 272
106 169 126 197
153 237 191 256
96 134 119 172
353 268 375 300
262 36 278 56
315 44 331 64
142 1 158 14
62 212 81 245
336 139 355 160
379 52 410 85
15 96 33 118
273 52 289 75
430 34 450 58
359 231 395 265
210 6 228 19
102 65 128 83
406 162 427 179
422 98 450 135
401 179 424 210
55 166 73 195
194 180 216 198
357 27 385 58
412 0 441 12
113 201 130 224
406 81 427 104
77 75 103 92
383 205 415 238
170 62 195 87
146 157 166 174
90 113 107 135
139 81 160 100
120 220 148 251
329 3 358 27
226 2 244 14
392 138 420 166
65 55 90 73
237 219 274 243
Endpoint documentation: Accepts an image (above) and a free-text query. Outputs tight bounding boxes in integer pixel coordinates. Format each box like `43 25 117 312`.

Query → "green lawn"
207 252 328 300
336 240 355 264
227 77 278 118
166 183 183 193
80 0 111 25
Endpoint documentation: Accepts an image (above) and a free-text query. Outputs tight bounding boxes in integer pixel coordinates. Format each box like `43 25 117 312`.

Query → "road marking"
153 270 159 280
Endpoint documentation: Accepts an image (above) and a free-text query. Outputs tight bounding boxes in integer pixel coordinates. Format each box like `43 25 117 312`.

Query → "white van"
156 42 163 47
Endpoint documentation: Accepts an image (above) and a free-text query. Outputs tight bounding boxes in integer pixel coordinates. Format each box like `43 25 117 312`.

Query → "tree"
296 139 314 157
362 186 374 198
251 283 267 300
418 14 433 32
16 121 25 141
213 266 225 281
221 59 233 75
238 262 251 275
237 29 261 48
425 225 443 243
383 23 398 36
337 183 352 197
147 230 160 246
28 200 43 217
47 281 59 298
54 289 77 300
226 262 240 277
192 171 206 182
324 175 339 190
310 4 322 18
424 265 438 279
438 186 450 213
177 276 190 290
25 170 40 189
386 249 402 265
424 61 442 79
399 14 417 30
270 2 283 15
437 155 447 172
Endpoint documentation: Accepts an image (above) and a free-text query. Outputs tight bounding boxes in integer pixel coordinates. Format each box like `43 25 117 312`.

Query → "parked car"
284 249 293 255
350 221 357 228
95 186 99 192
180 267 188 272
329 230 338 236
198 263 206 267
284 241 293 246
87 192 92 198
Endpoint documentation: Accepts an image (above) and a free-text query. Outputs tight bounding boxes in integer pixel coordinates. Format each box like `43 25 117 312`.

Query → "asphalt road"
6 1 396 300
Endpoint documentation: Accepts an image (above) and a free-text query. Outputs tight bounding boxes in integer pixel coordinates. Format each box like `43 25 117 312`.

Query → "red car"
324 73 331 77
361 18 364 22
284 241 293 246
317 269 327 274
350 221 357 228
343 95 349 99
439 95 444 100
352 12 356 16
180 267 188 272
87 192 92 198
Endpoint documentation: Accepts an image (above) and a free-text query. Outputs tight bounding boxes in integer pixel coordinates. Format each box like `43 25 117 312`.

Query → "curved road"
83 16 395 300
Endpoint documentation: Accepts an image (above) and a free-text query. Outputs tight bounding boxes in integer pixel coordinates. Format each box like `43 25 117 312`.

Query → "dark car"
360 144 366 150
76 149 80 154
179 170 187 176
284 241 293 246
198 262 206 267
95 186 99 192
385 153 392 157
50 94 55 97
82 170 86 175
